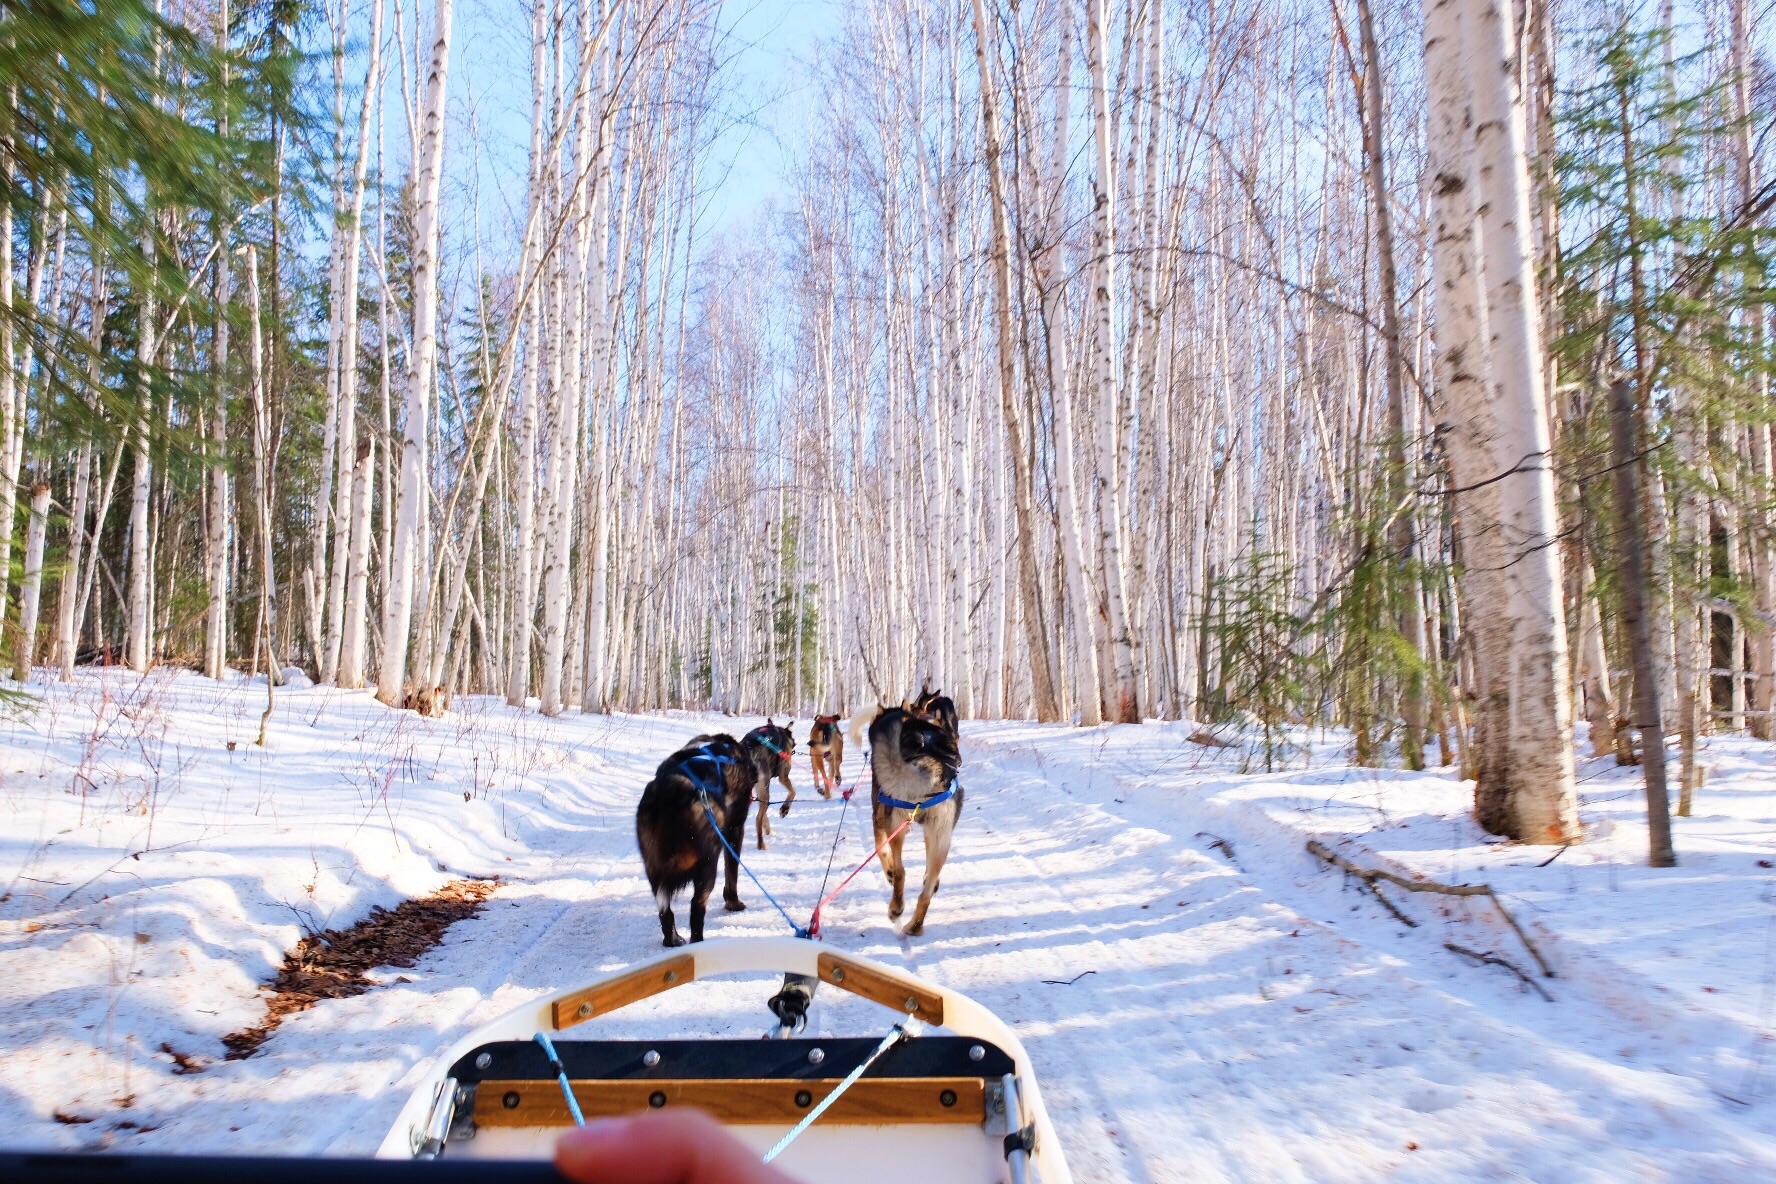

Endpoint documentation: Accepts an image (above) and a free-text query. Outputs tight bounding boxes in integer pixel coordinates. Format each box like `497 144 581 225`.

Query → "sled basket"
377 937 1071 1184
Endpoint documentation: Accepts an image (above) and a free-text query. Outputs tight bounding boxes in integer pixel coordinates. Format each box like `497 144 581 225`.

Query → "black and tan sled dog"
850 702 963 936
635 734 756 946
909 688 960 742
742 719 797 850
807 714 844 796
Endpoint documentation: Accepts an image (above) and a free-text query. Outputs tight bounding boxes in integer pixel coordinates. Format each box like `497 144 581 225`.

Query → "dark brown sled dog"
635 734 756 946
742 719 797 850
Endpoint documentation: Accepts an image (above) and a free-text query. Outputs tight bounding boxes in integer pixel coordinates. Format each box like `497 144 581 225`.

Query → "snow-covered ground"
3 668 1774 1180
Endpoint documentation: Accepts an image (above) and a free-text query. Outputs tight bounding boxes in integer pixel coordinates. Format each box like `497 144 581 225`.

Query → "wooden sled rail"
476 1076 985 1126
551 949 945 1031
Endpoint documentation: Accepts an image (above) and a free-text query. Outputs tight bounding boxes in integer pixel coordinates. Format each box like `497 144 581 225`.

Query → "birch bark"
1464 0 1580 843
322 0 385 683
1085 0 1140 723
967 0 1059 720
12 482 49 678
376 0 453 705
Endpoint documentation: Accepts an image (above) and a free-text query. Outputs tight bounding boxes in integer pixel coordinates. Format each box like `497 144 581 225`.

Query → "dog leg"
755 783 771 850
656 886 684 948
691 867 716 943
777 770 796 817
904 811 955 937
884 820 908 919
723 828 747 912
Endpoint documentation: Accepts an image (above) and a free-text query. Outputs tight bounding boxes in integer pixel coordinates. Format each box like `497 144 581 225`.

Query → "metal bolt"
502 1091 520 1110
576 1001 593 1019
794 1090 813 1108
830 967 845 983
648 1091 667 1109
968 1045 985 1062
939 1090 957 1108
474 1052 493 1070
664 970 678 984
807 1048 825 1065
643 1050 661 1068
904 996 919 1012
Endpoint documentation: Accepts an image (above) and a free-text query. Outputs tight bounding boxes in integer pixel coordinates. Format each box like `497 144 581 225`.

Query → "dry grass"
222 877 497 1059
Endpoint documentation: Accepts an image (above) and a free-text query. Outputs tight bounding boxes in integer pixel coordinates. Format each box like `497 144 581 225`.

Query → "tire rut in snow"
222 877 498 1059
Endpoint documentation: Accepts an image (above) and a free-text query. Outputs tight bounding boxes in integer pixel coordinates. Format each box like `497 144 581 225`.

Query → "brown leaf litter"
223 877 496 1060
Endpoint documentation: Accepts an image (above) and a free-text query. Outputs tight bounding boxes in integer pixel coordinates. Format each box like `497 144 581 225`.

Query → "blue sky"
433 0 840 246
702 0 840 233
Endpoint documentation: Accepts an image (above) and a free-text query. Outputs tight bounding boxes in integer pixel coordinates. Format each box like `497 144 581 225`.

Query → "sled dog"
910 687 959 740
634 734 756 946
849 703 963 936
742 719 797 850
807 714 844 796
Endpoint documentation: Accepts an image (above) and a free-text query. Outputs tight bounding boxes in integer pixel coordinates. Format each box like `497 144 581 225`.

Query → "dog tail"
848 704 883 749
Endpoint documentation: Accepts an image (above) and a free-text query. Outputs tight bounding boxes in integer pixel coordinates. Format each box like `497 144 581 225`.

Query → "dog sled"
377 936 1072 1184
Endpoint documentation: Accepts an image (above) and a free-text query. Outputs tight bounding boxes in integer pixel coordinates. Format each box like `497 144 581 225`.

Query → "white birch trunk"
376 0 453 705
125 226 156 673
1464 0 1580 842
12 482 49 679
322 0 385 684
1033 11 1102 725
1086 0 1140 723
506 0 549 707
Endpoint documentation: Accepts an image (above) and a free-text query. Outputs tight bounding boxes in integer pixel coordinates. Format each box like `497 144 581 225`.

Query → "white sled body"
377 936 1071 1184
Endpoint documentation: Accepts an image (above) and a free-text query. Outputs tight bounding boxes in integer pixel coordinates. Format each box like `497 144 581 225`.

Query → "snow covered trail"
4 672 1775 1181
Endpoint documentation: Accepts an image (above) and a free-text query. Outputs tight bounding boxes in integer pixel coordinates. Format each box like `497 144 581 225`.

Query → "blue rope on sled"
684 748 809 938
761 1021 916 1163
533 1031 585 1126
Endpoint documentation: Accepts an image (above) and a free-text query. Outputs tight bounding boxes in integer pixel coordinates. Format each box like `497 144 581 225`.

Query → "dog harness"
875 779 958 818
747 727 790 758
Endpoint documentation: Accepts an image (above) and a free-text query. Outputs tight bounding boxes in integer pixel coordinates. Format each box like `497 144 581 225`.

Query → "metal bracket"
412 1076 460 1159
1003 1124 1037 1158
447 1082 478 1142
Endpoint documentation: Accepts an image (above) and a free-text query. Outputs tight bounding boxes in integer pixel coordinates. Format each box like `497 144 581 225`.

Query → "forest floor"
2 668 1774 1181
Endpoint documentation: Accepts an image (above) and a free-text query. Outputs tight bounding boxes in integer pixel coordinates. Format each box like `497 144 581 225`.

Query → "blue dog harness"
876 779 958 818
748 727 789 758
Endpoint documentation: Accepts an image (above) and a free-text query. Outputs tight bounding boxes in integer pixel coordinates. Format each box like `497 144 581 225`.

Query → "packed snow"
2 668 1774 1180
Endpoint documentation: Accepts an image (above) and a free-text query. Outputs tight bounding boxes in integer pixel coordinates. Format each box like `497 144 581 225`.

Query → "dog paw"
888 902 904 919
724 899 747 912
663 934 686 948
778 802 792 818
903 921 925 937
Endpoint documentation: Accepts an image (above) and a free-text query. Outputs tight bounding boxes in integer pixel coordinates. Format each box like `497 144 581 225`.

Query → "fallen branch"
1196 832 1241 868
1444 942 1553 1001
1363 879 1417 928
1188 729 1238 749
1306 839 1553 978
1041 970 1098 986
